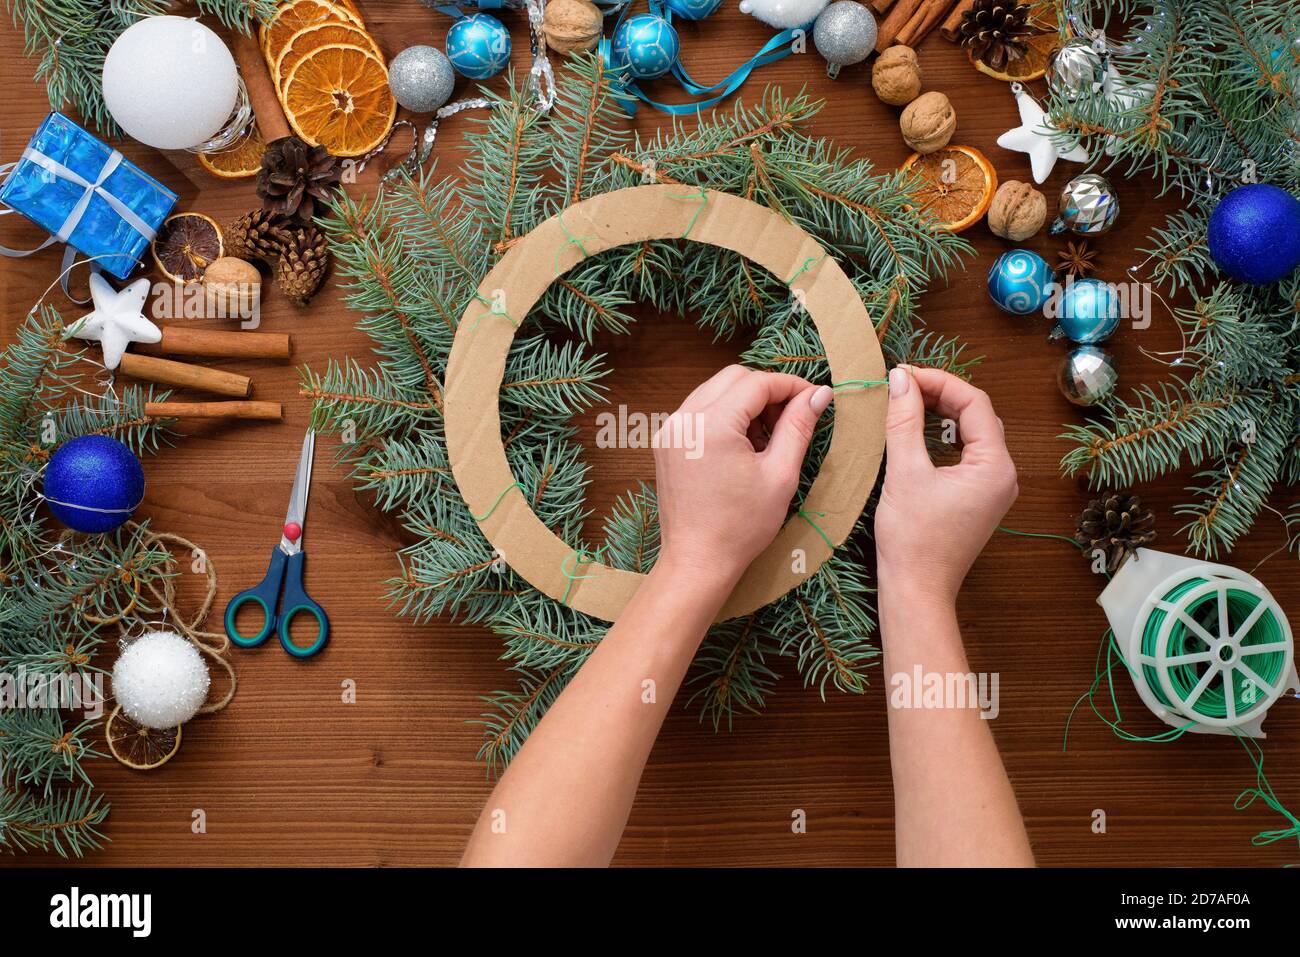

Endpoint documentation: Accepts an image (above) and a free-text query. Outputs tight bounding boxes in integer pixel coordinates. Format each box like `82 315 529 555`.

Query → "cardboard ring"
445 185 887 623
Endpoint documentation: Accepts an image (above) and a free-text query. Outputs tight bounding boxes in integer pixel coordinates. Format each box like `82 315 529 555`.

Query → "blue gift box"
0 112 177 280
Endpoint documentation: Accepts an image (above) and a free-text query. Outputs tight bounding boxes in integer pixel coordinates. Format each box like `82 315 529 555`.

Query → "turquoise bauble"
611 14 680 80
987 249 1055 315
446 13 511 80
43 435 144 534
664 0 723 18
1207 183 1300 285
1054 278 1120 344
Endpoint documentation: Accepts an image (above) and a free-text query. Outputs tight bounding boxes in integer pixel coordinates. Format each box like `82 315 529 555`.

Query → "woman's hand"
653 365 832 583
874 366 1018 608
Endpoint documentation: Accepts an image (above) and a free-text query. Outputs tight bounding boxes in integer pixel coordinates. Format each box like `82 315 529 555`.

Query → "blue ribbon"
600 5 811 117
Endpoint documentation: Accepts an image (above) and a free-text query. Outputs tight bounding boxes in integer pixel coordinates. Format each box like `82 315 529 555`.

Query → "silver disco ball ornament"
813 1 877 79
1057 345 1118 406
388 45 456 113
1047 37 1105 100
1052 173 1120 236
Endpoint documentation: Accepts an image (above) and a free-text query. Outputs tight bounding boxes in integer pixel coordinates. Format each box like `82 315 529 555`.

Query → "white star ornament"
996 82 1090 184
67 273 161 370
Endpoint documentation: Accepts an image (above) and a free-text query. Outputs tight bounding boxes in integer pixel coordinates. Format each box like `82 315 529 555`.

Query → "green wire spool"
1099 549 1299 737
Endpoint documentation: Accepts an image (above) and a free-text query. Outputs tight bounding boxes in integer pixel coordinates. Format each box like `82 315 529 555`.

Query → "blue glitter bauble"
987 249 1056 315
43 435 144 534
1055 278 1120 344
1207 183 1300 285
664 0 723 19
611 14 680 80
446 13 512 80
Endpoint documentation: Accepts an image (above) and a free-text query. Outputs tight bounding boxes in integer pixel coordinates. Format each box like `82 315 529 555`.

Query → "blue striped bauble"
611 14 680 80
987 249 1055 316
446 13 511 80
43 435 144 534
664 0 724 19
1056 278 1120 344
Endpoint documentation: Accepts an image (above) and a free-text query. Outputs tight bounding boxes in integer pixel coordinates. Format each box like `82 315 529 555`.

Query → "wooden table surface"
3 3 1297 868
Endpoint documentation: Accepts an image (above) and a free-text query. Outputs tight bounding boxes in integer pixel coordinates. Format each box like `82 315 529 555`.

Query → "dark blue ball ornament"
1207 183 1300 285
1053 278 1120 344
43 435 144 534
664 0 723 19
987 249 1056 315
612 14 680 80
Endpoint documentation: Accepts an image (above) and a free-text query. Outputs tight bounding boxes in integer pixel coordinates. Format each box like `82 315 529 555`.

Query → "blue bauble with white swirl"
43 435 144 534
664 0 723 19
611 14 680 80
446 13 512 80
1207 183 1300 285
1055 278 1120 344
987 249 1055 315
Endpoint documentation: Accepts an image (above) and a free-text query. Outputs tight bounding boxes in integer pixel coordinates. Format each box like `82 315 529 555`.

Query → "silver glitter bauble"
1057 345 1118 406
813 1 877 79
1047 37 1105 100
1051 172 1120 236
388 45 456 114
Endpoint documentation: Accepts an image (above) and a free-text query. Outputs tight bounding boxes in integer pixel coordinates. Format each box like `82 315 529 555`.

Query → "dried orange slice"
106 706 182 770
151 212 225 283
283 44 396 157
197 124 266 179
276 22 380 94
262 0 360 61
900 146 998 234
336 0 364 21
969 5 1059 82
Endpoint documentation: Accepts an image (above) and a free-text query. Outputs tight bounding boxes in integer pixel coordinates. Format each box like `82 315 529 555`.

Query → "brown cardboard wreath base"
444 185 887 623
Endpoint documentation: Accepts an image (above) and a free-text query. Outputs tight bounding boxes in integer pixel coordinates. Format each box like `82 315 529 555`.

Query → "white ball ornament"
102 16 240 150
112 630 210 729
738 0 831 30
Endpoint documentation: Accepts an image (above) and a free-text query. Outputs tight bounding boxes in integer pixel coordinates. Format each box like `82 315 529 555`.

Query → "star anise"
1057 239 1098 278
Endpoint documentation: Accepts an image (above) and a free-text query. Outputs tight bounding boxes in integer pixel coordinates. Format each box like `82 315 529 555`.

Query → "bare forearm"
461 557 735 867
878 575 1034 867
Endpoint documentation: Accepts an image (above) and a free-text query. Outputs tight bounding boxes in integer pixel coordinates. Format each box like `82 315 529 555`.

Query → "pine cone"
1074 492 1157 573
958 0 1035 72
224 210 285 261
273 221 331 307
256 136 341 224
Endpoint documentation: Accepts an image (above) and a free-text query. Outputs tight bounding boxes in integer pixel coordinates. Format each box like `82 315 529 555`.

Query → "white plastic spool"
1097 548 1299 738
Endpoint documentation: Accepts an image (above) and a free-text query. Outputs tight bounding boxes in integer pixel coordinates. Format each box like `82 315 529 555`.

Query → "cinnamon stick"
897 0 959 47
877 0 926 51
941 0 975 41
232 33 291 144
145 401 282 421
136 327 293 361
121 353 252 398
870 0 897 12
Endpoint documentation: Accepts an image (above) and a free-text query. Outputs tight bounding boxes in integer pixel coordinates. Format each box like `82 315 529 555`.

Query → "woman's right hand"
873 366 1018 608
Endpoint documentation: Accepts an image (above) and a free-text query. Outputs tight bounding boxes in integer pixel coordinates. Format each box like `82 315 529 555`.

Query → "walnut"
899 91 955 154
872 45 922 106
202 256 261 317
542 0 603 55
987 180 1047 241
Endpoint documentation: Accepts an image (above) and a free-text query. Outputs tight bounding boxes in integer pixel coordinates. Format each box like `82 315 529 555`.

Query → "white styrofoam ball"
102 16 239 150
112 629 210 729
738 0 831 29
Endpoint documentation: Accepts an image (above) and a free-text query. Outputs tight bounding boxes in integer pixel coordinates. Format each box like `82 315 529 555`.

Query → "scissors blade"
280 429 315 553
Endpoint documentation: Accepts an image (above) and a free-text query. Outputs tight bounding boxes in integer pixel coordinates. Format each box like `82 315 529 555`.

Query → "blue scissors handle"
224 547 329 658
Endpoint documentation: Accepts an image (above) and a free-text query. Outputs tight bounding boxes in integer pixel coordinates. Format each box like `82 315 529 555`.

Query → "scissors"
223 429 329 658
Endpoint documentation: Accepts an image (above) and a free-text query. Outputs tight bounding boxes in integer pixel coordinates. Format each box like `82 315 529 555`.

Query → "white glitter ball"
112 630 210 729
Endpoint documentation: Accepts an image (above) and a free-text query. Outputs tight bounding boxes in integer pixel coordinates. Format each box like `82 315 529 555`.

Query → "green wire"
1140 577 1287 720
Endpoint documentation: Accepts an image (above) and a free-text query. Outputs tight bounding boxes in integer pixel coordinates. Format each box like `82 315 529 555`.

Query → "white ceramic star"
67 273 160 370
997 83 1090 184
